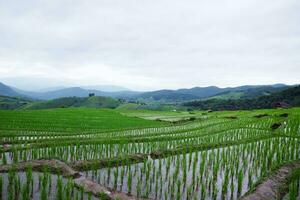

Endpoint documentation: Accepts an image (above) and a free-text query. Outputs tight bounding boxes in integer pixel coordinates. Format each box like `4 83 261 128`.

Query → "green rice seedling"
48 173 52 194
80 186 84 200
41 186 47 200
136 178 141 197
289 180 297 200
21 183 29 200
127 168 132 194
113 168 119 190
176 180 181 200
38 174 42 189
8 167 16 200
213 182 218 200
2 153 7 165
188 151 193 170
12 148 19 164
57 175 63 200
237 168 244 197
187 185 193 200
199 152 206 179
230 168 235 199
159 176 163 198
155 174 159 199
201 184 206 200
248 168 253 188
120 166 125 187
145 181 150 198
222 167 229 199
182 154 187 185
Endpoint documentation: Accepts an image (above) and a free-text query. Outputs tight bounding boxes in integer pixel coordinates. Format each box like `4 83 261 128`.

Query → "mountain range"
1 81 299 110
184 85 300 110
0 81 291 102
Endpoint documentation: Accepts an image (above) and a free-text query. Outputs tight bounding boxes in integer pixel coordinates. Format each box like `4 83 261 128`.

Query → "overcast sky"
0 0 299 91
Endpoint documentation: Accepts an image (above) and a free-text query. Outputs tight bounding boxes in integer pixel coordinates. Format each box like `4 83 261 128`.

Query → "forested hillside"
184 85 300 110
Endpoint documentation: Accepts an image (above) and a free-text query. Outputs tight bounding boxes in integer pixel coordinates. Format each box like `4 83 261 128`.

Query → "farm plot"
0 108 300 199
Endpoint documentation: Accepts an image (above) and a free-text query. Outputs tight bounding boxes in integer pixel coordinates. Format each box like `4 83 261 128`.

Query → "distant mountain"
15 86 140 100
26 96 121 110
81 85 130 92
0 81 291 103
176 86 224 98
137 90 199 102
25 84 289 102
0 82 23 97
206 85 289 100
37 86 66 92
183 85 300 110
135 84 289 102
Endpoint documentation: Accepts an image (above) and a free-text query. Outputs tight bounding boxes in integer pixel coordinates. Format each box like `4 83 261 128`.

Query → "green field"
0 107 300 199
0 108 166 133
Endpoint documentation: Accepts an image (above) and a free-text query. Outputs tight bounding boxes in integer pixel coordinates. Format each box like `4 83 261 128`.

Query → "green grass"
205 91 244 100
0 108 167 133
0 95 32 110
25 96 120 110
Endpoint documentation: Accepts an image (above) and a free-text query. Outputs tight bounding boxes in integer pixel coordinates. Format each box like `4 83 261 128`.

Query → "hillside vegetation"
0 95 32 110
26 96 121 110
184 85 300 110
0 82 22 97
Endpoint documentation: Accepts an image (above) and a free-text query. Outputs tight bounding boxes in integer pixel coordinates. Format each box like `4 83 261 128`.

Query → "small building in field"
273 101 290 109
89 93 95 97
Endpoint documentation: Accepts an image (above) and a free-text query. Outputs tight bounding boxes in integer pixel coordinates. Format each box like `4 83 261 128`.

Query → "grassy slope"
0 108 167 132
0 95 32 110
25 96 120 110
205 91 244 100
184 85 300 110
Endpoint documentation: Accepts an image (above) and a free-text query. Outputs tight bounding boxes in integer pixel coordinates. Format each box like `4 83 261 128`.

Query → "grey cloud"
0 0 299 90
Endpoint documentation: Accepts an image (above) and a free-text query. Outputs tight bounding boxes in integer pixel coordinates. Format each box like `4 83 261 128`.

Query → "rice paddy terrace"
0 108 300 200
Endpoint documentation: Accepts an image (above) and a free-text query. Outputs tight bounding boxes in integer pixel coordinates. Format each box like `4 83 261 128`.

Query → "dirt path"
71 153 147 170
0 158 150 200
240 160 300 200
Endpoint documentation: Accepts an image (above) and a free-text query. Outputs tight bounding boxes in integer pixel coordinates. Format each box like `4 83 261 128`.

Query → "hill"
137 90 199 102
0 82 23 97
81 85 130 92
26 96 121 110
16 87 140 100
206 85 289 100
0 95 32 110
0 81 291 103
183 85 300 110
135 84 289 102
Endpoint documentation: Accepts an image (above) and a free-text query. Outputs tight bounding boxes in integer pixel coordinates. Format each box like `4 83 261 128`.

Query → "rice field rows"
0 108 300 199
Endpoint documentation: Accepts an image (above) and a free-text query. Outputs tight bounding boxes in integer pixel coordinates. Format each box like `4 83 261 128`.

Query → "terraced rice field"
0 108 300 199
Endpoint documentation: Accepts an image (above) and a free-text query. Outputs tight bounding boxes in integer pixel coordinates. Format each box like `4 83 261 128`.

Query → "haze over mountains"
0 81 291 102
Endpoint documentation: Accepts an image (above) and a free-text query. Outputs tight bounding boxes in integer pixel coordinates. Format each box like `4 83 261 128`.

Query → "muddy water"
84 137 299 200
0 172 99 200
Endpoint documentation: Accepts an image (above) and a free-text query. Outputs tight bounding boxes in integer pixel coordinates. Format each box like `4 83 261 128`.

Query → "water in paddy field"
85 151 255 200
83 137 300 200
0 172 98 200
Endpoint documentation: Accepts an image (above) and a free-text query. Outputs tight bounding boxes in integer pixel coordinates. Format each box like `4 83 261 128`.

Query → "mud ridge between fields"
0 155 150 200
240 160 300 200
